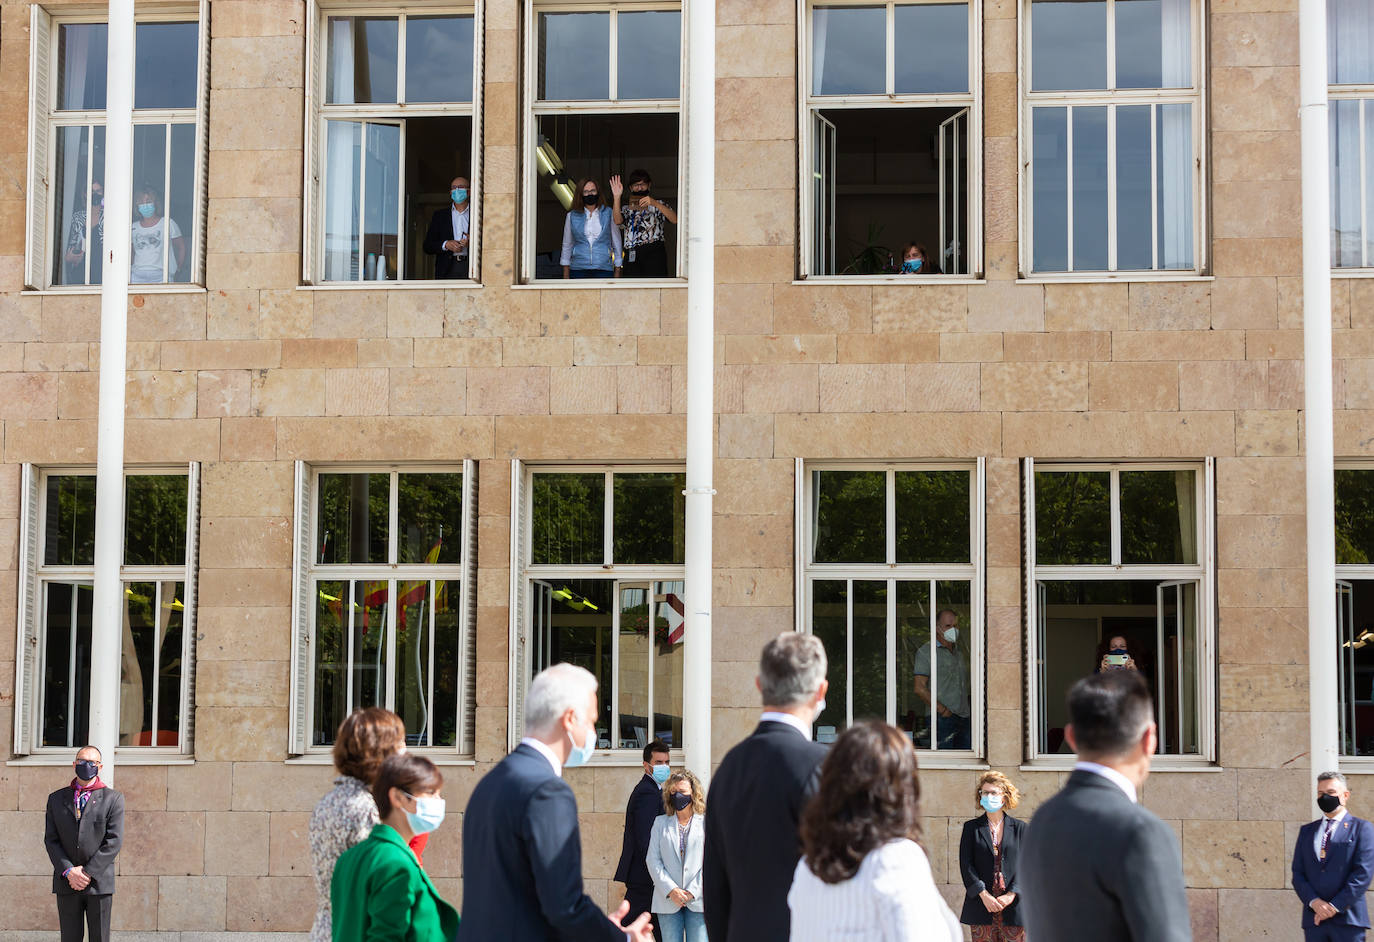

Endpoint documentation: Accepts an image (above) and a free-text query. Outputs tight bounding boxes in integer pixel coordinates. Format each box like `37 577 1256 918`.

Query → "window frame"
796 0 983 282
25 2 210 292
794 459 986 760
1018 0 1208 280
520 0 688 284
1022 457 1217 767
1328 5 1374 277
1336 460 1374 763
290 461 478 757
302 1 486 286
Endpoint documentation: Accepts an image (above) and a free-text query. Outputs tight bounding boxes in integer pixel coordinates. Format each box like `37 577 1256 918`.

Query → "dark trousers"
623 884 662 942
56 894 112 942
938 712 972 749
1305 926 1367 942
624 240 670 278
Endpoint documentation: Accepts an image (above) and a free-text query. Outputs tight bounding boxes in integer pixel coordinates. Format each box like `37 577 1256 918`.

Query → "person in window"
129 185 186 284
64 179 104 285
958 771 1027 942
1094 635 1141 674
647 769 706 942
611 170 676 278
898 242 941 275
913 608 972 749
422 175 471 279
561 177 622 279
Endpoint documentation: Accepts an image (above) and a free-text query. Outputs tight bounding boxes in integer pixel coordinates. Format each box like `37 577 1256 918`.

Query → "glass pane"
45 475 97 567
1116 105 1153 270
1032 107 1069 272
131 125 189 285
135 22 199 109
1116 0 1191 89
1156 103 1194 270
613 472 686 565
57 24 108 111
539 12 610 100
618 11 681 100
812 470 885 564
1120 470 1197 564
1331 99 1363 268
352 580 390 710
156 580 185 746
1337 469 1374 564
326 16 398 104
852 580 887 723
364 123 401 282
324 120 363 281
404 114 472 280
531 473 605 565
119 581 157 747
1035 471 1110 565
811 580 847 740
316 473 389 565
1073 107 1109 272
1174 581 1198 755
1330 0 1374 85
406 15 474 103
313 579 346 746
1031 0 1106 90
396 579 457 747
812 6 886 95
52 125 107 287
167 123 196 283
1339 580 1374 756
432 580 462 747
652 580 685 748
893 4 969 94
398 473 463 565
41 582 93 747
124 474 188 566
618 585 652 749
541 579 614 746
895 470 971 563
914 584 972 750
896 581 932 749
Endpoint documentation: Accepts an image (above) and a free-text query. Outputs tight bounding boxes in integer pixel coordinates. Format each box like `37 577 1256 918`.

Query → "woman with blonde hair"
958 770 1028 941
646 769 706 942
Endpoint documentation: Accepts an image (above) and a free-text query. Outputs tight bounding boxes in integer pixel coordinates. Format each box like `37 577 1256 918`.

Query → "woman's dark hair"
332 707 406 783
571 177 602 211
627 168 652 187
373 753 443 818
800 720 922 884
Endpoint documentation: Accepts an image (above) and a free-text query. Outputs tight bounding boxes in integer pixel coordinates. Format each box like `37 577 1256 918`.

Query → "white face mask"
943 626 959 644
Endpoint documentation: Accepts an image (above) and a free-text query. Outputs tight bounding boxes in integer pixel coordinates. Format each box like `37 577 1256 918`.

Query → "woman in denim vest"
561 177 623 279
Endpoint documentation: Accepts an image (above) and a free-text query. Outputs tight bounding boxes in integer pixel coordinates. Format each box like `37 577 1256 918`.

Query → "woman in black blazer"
959 771 1027 941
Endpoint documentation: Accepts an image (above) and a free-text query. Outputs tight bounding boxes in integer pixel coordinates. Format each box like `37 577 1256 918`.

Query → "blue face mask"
651 764 671 784
902 258 922 273
137 202 156 218
565 719 596 768
451 188 467 204
403 793 446 834
980 793 1004 813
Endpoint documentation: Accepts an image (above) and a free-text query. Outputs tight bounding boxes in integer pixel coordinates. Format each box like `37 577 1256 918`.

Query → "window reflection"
539 12 610 100
327 17 399 104
407 16 475 103
811 6 886 95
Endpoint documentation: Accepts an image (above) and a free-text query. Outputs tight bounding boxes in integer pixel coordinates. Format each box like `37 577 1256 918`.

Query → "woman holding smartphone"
1095 635 1140 674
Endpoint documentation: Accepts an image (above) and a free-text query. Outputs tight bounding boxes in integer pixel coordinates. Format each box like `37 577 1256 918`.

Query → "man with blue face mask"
44 745 124 942
615 740 672 941
422 175 471 279
460 663 655 942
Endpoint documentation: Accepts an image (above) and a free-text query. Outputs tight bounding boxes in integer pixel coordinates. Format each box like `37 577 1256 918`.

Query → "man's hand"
66 866 91 891
609 901 656 941
937 703 952 718
1311 898 1339 924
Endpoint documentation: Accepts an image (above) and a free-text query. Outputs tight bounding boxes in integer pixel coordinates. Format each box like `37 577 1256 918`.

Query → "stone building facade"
0 0 1368 940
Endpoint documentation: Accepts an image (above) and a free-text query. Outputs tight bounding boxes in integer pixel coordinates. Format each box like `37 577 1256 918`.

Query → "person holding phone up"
1095 635 1140 674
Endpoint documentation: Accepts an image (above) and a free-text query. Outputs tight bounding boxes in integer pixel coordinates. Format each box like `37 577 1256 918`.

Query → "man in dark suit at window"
44 745 124 942
615 739 671 941
703 632 830 942
421 175 471 279
1292 770 1374 941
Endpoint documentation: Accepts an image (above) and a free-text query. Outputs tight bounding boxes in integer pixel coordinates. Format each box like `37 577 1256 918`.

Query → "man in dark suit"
421 175 471 279
614 739 671 941
459 663 654 942
1292 771 1374 941
1020 670 1192 942
44 745 124 942
703 632 830 942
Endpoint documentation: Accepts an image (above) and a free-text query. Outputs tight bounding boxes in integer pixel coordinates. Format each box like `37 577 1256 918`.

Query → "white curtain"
1157 0 1192 269
1329 0 1374 86
329 18 356 104
324 121 361 280
812 9 829 96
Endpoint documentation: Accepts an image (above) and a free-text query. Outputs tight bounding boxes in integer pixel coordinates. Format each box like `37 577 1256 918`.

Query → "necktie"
1321 818 1335 860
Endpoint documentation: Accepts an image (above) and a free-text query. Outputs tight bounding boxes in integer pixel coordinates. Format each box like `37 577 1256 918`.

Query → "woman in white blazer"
645 769 706 942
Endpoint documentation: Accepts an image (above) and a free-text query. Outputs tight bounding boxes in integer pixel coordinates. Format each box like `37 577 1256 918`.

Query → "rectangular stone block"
1002 411 1235 457
204 812 269 876
121 811 205 876
225 876 315 932
1182 820 1285 889
982 362 1088 412
903 363 980 411
818 363 905 412
389 367 467 416
1088 361 1179 411
467 366 550 415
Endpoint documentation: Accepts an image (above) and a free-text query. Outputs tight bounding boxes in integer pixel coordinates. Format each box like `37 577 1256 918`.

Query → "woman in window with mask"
331 753 459 942
958 771 1027 942
898 242 941 275
647 769 706 942
129 185 186 284
611 169 677 278
1095 634 1141 674
561 177 622 279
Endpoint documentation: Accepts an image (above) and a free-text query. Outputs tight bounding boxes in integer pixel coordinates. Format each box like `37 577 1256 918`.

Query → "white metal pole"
682 0 715 782
1300 0 1338 796
88 0 136 782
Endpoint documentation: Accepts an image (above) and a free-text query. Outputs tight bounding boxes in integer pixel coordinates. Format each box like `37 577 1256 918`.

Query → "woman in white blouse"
788 720 961 942
646 769 706 942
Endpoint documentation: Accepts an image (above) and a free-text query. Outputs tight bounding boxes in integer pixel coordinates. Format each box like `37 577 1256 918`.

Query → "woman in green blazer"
331 754 459 942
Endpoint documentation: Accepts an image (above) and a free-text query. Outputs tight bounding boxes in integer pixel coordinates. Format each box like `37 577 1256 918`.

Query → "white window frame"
797 0 983 282
1329 10 1374 277
794 459 986 761
302 1 485 285
520 1 687 284
1023 458 1216 767
289 461 478 756
1336 461 1374 763
1018 0 1207 280
13 464 201 758
508 461 687 762
25 2 210 292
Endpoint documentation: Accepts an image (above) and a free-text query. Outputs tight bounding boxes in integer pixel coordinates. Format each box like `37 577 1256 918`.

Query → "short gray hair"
525 663 598 737
758 633 827 707
1319 770 1349 789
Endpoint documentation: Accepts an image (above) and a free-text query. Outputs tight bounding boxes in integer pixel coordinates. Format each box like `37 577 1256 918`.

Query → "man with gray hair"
703 632 829 942
459 663 654 942
1292 770 1374 941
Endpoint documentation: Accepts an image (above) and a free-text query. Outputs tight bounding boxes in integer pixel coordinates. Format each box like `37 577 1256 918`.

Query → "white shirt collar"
1074 760 1138 803
520 736 562 777
760 711 813 740
1325 807 1349 825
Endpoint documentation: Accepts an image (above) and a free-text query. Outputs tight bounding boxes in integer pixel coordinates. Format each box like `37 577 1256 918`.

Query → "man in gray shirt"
913 608 971 749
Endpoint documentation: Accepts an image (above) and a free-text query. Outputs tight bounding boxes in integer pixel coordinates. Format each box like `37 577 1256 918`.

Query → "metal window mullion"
1150 101 1159 270
1107 104 1117 271
886 577 896 726
345 577 356 711
427 578 436 747
356 121 368 282
885 1 896 95
603 471 615 566
389 471 400 564
846 579 855 726
611 580 621 749
938 119 947 277
1105 0 1116 90
151 581 162 743
1109 468 1122 565
609 10 619 101
885 469 896 565
67 583 78 748
84 124 94 284
385 577 397 713
396 119 407 279
1362 102 1369 269
1066 104 1075 272
162 122 173 280
647 580 656 744
954 113 961 272
927 578 937 749
397 13 408 105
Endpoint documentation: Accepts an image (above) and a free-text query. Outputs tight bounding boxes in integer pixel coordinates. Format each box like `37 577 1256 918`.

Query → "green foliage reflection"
1035 471 1110 564
1337 470 1374 564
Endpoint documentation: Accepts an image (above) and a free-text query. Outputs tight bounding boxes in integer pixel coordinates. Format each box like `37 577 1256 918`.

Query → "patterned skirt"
970 921 1025 942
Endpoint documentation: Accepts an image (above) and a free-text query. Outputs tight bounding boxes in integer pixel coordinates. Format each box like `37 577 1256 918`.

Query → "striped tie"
1321 818 1335 860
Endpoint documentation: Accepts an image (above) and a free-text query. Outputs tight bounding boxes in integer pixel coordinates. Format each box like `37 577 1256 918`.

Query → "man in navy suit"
614 739 671 941
1293 771 1374 941
421 175 471 279
459 663 654 942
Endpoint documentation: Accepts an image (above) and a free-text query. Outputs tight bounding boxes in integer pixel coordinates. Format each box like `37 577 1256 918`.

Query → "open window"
1337 467 1374 757
1329 0 1374 270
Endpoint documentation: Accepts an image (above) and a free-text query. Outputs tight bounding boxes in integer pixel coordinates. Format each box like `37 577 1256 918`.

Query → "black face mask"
631 188 649 197
75 760 99 781
1318 793 1343 814
671 792 693 811
583 193 599 206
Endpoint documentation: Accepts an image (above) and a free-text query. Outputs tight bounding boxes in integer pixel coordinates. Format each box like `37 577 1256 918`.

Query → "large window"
26 9 208 289
304 7 482 282
12 466 200 755
801 2 979 277
1023 0 1203 275
1025 461 1215 761
1337 466 1374 756
510 465 686 755
799 463 984 754
1329 0 1374 269
523 3 683 280
290 465 477 754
